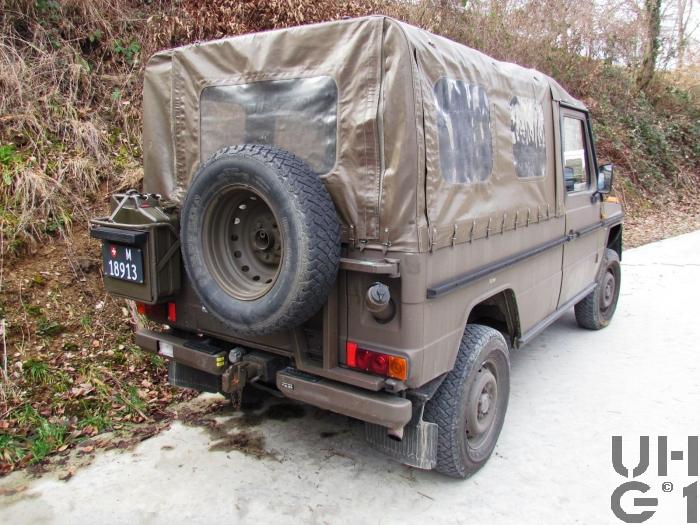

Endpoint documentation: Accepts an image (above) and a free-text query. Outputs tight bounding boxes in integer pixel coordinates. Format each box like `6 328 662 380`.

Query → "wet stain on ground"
181 415 271 459
176 397 307 460
0 483 40 505
208 430 267 456
240 398 265 411
263 403 306 421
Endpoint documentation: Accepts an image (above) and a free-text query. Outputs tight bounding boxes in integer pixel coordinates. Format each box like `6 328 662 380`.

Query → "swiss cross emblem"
110 246 117 258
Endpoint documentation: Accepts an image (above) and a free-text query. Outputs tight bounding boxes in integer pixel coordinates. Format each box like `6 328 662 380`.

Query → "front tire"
424 324 510 479
575 248 621 330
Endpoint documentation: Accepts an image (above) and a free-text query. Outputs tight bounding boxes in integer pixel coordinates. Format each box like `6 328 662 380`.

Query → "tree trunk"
675 0 693 68
637 0 662 90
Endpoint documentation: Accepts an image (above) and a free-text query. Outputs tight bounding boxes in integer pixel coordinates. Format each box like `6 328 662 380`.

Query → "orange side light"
136 302 146 315
387 356 408 381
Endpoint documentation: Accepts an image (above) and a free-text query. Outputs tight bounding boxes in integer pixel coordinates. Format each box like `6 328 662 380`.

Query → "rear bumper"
135 328 228 375
135 328 413 430
276 367 412 431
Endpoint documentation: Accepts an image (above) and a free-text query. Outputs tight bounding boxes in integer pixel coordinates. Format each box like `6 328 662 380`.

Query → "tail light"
167 302 177 323
345 341 408 381
135 302 164 319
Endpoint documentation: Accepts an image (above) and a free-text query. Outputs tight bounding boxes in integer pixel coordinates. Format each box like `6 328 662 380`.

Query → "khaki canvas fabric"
142 16 586 253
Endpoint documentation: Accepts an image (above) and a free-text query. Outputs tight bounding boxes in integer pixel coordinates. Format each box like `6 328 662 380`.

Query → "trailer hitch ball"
365 282 395 323
228 346 245 364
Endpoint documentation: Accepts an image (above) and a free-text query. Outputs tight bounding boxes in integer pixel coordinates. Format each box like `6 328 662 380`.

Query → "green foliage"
0 434 26 463
23 358 51 384
0 144 21 186
30 419 67 462
3 406 69 464
117 385 146 416
44 210 71 235
35 0 60 13
24 303 43 317
13 404 41 427
35 317 65 338
113 39 141 65
0 144 19 166
149 354 165 368
79 414 111 432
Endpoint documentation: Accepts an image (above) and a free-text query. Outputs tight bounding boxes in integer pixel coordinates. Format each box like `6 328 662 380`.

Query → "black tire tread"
424 324 509 478
574 248 620 330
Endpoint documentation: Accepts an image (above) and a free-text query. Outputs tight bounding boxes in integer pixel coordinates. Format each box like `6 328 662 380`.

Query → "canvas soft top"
142 16 586 253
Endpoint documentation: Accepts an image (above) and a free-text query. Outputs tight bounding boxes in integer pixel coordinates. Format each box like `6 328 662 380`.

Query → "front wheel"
424 324 510 478
575 248 621 330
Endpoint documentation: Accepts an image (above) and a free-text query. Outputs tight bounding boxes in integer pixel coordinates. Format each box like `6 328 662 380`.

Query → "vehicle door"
558 107 603 306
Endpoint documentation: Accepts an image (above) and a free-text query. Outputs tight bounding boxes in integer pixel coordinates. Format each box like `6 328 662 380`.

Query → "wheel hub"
478 391 492 415
600 270 616 310
466 366 498 441
203 186 283 301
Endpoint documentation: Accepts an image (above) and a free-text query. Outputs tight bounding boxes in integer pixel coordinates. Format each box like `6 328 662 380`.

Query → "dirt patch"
623 198 700 248
208 430 267 456
173 396 307 460
183 415 271 460
0 482 39 506
263 403 306 421
0 223 195 476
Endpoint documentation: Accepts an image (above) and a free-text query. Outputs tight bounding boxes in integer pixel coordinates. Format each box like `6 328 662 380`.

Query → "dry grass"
0 0 147 253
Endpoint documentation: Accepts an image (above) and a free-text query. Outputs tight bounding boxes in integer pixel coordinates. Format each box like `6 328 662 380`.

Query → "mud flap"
365 416 437 470
365 374 446 469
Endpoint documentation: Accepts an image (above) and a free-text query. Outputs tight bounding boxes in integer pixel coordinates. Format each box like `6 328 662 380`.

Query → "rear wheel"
575 248 621 330
424 324 510 478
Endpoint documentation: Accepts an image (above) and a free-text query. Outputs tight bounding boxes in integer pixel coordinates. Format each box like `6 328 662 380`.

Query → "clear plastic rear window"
200 76 338 174
434 79 493 184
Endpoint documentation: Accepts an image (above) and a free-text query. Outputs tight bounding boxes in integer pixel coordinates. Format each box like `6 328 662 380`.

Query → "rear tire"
424 324 510 479
575 248 621 330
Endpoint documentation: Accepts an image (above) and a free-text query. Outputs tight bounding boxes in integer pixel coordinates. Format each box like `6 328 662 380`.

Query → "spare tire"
180 145 341 336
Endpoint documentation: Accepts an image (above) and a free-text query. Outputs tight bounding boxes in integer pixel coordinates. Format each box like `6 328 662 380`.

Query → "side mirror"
597 164 614 194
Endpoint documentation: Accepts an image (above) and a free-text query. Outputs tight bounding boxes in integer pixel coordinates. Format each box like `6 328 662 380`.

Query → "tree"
637 0 663 89
674 0 695 67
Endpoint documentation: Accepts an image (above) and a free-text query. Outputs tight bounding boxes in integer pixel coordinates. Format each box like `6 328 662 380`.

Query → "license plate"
102 243 144 283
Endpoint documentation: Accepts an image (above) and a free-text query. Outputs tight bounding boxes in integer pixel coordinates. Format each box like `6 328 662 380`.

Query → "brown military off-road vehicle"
91 16 623 478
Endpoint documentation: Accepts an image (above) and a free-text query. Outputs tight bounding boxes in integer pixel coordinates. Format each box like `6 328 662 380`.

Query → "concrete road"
2 230 700 524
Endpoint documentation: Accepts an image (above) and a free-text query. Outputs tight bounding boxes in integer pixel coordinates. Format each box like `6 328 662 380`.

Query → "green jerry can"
90 191 181 304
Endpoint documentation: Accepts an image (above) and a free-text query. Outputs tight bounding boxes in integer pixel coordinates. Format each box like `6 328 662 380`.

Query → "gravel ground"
1 230 699 525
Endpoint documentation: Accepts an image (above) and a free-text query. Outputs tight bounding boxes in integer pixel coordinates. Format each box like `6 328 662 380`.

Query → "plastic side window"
434 78 493 184
510 96 546 179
